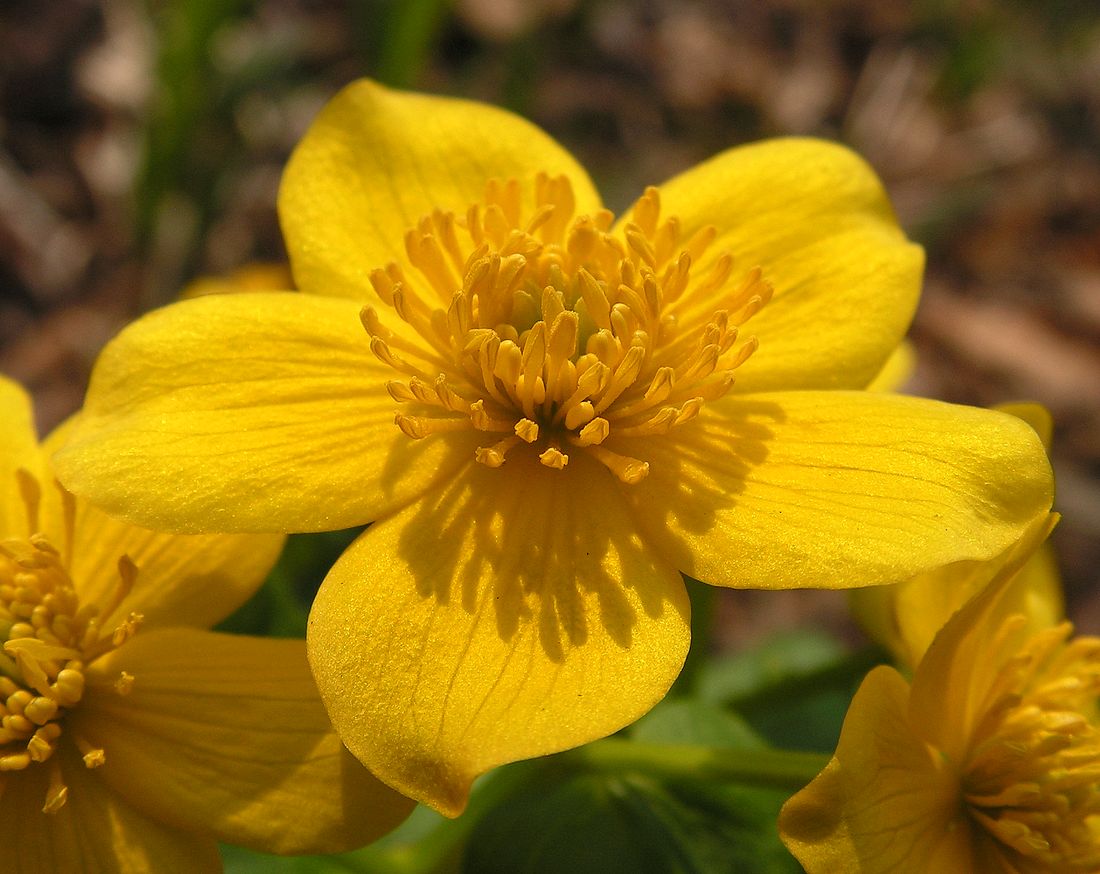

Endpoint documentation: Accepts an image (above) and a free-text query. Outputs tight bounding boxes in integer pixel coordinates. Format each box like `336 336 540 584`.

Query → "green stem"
373 0 452 88
347 761 544 874
561 738 829 792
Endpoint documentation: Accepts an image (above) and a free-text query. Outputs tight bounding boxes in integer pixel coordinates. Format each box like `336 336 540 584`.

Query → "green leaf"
630 698 766 750
216 527 363 638
696 630 846 706
462 769 799 874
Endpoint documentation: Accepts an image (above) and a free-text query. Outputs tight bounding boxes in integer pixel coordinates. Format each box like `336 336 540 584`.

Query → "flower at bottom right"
780 514 1100 873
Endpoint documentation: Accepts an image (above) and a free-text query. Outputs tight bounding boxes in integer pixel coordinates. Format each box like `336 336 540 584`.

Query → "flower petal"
76 629 415 854
0 375 44 538
850 527 1064 671
279 79 602 301
865 340 915 392
779 666 971 873
68 504 285 630
908 514 1059 762
39 418 285 628
307 451 690 816
618 391 1053 590
53 292 482 533
636 138 923 392
0 743 220 873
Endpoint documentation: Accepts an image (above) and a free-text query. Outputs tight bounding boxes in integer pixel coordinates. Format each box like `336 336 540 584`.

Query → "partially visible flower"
850 403 1063 669
780 514 1100 873
0 376 413 872
55 80 1054 816
180 262 294 299
864 339 915 393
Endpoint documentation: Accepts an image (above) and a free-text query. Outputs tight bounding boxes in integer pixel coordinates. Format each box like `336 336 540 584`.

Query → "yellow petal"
38 417 286 628
637 138 923 393
779 666 971 873
307 451 690 816
995 401 1053 449
620 391 1053 590
0 375 44 538
53 292 483 533
865 340 915 392
69 504 285 630
0 742 220 873
76 629 415 854
908 513 1059 761
279 78 602 301
851 534 1064 671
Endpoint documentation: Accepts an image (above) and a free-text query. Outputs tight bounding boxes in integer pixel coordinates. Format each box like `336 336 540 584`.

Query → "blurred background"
2 0 1098 639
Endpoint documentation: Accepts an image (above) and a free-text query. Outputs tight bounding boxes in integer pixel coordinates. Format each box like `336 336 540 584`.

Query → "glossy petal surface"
0 744 220 874
76 629 415 854
280 79 601 301
53 292 481 533
308 452 690 816
621 391 1053 590
779 666 971 873
0 376 43 537
638 138 923 393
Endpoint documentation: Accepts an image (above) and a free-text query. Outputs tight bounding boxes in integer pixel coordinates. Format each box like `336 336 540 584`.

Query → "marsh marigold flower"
0 377 412 872
780 516 1100 873
55 80 1054 815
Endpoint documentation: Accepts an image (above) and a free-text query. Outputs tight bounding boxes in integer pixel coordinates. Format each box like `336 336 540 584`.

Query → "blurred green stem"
373 0 452 88
562 738 828 792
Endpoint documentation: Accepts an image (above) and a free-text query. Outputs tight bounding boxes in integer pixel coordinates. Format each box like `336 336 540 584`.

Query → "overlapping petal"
279 79 602 302
778 666 970 873
619 391 1053 590
636 138 923 393
37 419 285 628
0 376 43 537
307 452 690 816
76 629 415 854
0 744 221 874
850 532 1063 670
53 292 483 533
907 514 1059 762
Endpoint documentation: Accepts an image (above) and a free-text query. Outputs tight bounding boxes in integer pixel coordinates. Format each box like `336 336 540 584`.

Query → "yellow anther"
365 174 767 481
575 418 610 447
539 448 569 470
115 672 135 695
23 696 58 726
564 402 595 431
514 419 539 443
0 752 31 771
83 748 106 769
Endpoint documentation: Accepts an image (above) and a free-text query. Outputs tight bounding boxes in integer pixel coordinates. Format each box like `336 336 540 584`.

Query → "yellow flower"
780 515 1100 873
850 403 1064 670
0 377 413 872
55 80 1054 815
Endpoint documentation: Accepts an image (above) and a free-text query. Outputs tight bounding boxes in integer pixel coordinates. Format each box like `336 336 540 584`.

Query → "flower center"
361 174 771 483
0 474 141 813
962 620 1100 871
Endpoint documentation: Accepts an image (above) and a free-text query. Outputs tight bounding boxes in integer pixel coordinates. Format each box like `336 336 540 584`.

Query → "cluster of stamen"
0 472 141 813
362 173 771 483
963 619 1100 870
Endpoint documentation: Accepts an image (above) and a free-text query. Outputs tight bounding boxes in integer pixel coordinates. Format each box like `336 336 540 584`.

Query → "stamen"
366 173 768 478
15 469 40 537
587 446 650 484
